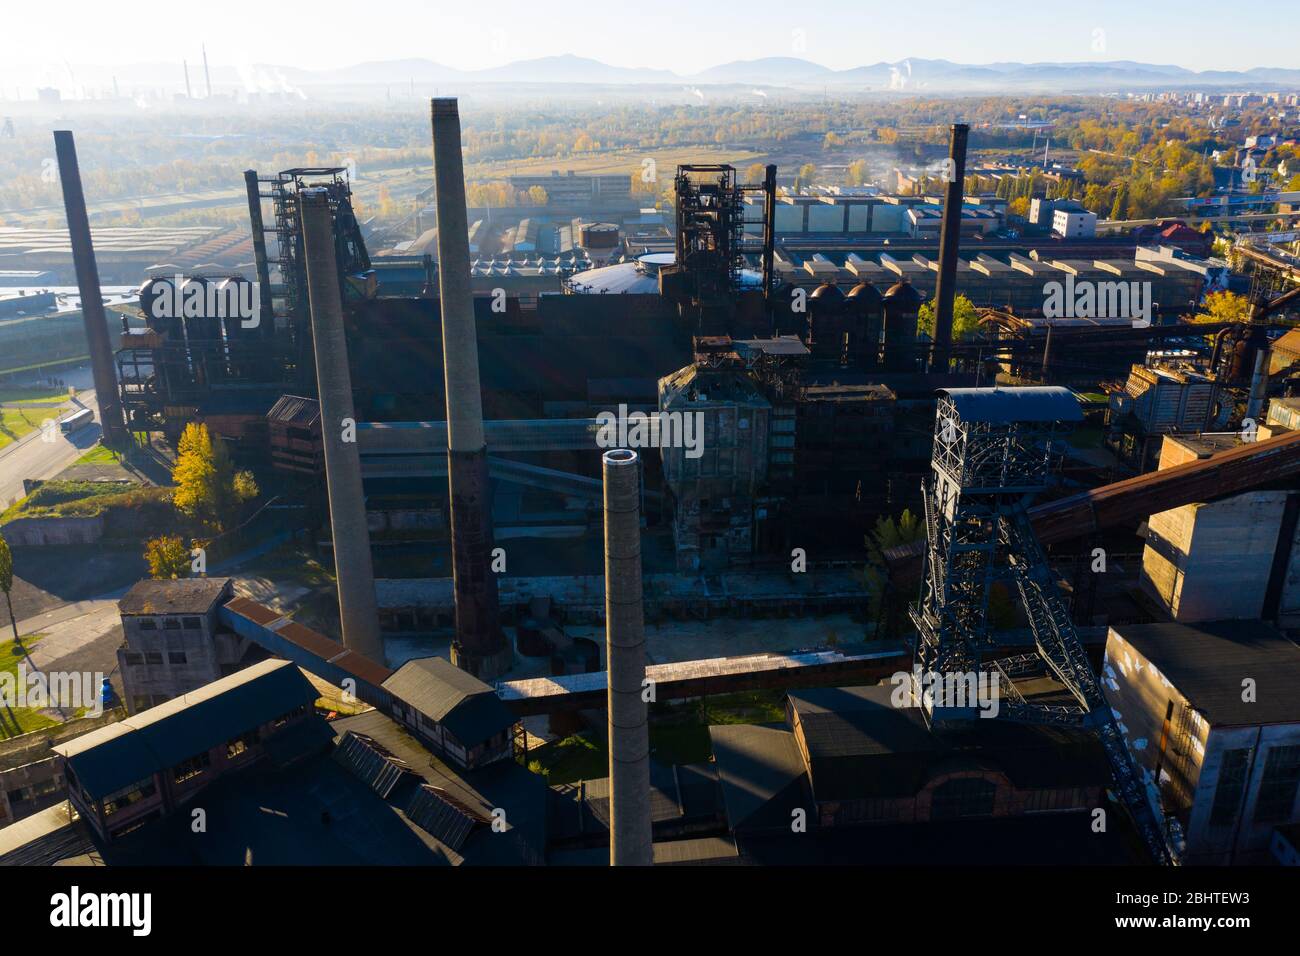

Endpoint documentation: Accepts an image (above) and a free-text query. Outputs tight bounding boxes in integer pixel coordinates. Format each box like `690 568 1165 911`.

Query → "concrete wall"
1188 724 1300 864
1141 492 1287 622
0 515 104 546
1102 629 1209 817
0 756 64 828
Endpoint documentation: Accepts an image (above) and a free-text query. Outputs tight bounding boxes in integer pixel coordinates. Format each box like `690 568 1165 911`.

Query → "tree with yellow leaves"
171 422 259 531
145 535 190 579
1195 290 1252 325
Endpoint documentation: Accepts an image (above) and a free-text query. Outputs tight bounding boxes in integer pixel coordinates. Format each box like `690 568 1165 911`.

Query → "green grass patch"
527 732 608 784
1 479 167 523
75 444 121 465
525 690 790 784
0 406 69 450
0 632 60 735
0 385 70 405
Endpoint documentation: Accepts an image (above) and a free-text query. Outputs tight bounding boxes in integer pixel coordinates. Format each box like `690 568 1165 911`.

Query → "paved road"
0 384 101 507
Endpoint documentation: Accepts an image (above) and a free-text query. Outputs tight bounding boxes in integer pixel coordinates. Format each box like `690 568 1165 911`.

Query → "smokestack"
202 45 212 99
299 188 385 664
930 123 969 373
183 61 192 100
602 448 651 866
430 97 511 680
52 131 126 448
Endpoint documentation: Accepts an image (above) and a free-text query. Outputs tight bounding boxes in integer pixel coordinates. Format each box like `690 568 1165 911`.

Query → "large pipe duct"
602 448 652 866
1246 348 1269 422
430 97 512 680
243 169 274 334
300 188 385 664
930 123 969 373
53 130 126 448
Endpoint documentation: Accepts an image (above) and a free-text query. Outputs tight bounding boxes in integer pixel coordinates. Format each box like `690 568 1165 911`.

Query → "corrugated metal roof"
266 394 321 427
941 386 1083 424
53 660 320 800
381 657 515 745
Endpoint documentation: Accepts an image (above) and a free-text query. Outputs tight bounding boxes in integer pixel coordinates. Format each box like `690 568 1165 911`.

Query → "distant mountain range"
269 54 1300 92
14 54 1300 96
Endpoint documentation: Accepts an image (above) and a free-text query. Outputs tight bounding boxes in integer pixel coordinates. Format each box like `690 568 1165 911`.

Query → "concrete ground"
4 545 146 622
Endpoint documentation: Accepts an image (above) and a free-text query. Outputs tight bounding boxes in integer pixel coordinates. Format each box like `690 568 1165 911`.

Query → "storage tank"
882 280 922 372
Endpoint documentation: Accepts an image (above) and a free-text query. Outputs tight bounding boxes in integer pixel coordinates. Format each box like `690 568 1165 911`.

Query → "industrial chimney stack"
930 123 969 373
300 188 385 664
602 448 652 866
52 130 126 448
430 97 512 680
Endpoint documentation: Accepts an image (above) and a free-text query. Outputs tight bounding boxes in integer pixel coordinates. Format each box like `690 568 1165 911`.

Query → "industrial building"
1103 621 1300 865
117 578 258 713
11 105 1300 877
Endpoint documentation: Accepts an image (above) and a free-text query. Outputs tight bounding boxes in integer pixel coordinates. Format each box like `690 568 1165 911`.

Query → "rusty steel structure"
889 426 1300 585
664 163 776 331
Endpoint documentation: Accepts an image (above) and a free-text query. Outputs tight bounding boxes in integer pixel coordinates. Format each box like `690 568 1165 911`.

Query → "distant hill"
275 55 1300 92
16 55 1300 95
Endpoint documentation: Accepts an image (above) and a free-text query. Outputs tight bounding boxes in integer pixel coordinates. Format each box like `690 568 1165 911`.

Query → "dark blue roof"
940 386 1083 424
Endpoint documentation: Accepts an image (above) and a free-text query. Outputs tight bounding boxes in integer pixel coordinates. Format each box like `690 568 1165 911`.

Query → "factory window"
163 618 181 630
101 778 158 816
138 620 157 631
1253 745 1300 824
123 652 144 666
144 652 163 666
181 617 202 630
172 752 211 784
1209 748 1251 827
930 777 997 819
168 652 187 665
226 730 259 759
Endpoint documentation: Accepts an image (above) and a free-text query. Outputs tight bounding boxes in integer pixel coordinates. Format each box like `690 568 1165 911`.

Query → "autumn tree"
863 510 925 638
744 163 766 184
172 422 259 531
917 294 983 342
145 535 191 580
1197 290 1252 324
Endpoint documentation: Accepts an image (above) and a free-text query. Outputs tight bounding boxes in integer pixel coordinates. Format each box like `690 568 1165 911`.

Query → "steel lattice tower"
909 386 1174 865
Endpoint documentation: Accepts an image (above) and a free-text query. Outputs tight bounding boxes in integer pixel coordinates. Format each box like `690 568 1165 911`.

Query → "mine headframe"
909 386 1175 866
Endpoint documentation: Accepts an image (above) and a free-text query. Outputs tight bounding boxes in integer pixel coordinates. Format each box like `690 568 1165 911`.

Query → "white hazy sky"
8 0 1298 75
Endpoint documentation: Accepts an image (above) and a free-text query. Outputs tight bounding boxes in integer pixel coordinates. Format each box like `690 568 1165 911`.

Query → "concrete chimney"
430 97 511 680
53 130 126 448
299 188 384 664
602 448 652 866
930 123 969 373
